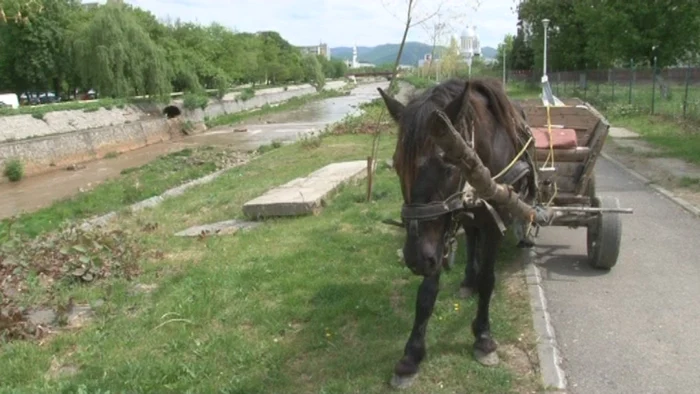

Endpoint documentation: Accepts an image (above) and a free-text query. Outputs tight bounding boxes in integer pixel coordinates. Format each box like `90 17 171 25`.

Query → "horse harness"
397 111 536 268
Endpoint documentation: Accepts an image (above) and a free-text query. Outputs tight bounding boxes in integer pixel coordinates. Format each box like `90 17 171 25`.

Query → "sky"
87 0 519 49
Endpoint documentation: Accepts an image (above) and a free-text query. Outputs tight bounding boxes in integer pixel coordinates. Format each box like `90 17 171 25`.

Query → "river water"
0 81 390 219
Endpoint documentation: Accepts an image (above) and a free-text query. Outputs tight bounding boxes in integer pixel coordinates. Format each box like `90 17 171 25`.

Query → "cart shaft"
551 206 634 214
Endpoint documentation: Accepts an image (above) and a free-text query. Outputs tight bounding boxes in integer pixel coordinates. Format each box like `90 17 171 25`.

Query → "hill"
330 43 499 66
331 42 441 66
481 46 497 59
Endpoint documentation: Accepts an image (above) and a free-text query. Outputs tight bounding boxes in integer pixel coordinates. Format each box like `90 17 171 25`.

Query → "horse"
377 77 536 388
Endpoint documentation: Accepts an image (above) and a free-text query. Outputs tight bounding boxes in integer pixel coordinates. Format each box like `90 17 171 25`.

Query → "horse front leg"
459 225 478 299
390 272 441 389
471 226 503 366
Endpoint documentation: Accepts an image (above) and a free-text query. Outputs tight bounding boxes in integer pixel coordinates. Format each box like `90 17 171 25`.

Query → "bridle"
396 110 477 269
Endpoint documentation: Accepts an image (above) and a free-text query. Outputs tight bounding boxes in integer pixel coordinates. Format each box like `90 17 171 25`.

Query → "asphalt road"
534 156 700 394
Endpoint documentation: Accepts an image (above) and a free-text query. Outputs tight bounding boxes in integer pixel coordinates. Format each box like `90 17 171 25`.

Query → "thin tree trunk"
388 0 413 95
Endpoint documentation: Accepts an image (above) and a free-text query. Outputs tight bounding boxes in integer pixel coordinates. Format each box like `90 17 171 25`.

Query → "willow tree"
73 2 171 100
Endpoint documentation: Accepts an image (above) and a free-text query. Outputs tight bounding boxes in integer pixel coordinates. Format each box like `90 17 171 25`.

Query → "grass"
205 88 350 128
0 146 249 238
604 113 700 165
549 79 700 121
0 109 540 393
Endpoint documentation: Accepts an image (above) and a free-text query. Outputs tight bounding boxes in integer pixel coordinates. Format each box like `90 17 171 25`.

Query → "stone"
174 219 261 237
242 160 368 218
608 126 640 139
27 308 56 326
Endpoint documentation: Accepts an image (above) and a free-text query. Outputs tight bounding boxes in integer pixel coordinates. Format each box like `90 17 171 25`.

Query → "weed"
237 87 256 102
183 93 209 111
299 132 323 149
181 120 195 135
0 220 142 340
3 158 24 182
104 151 120 159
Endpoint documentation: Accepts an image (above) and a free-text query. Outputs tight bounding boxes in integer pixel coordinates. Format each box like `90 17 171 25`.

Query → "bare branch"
409 2 444 27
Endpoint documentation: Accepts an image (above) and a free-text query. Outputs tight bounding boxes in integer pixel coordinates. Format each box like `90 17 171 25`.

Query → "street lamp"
542 18 550 80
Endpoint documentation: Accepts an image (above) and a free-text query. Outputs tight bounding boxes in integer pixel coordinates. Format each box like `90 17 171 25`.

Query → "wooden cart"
520 98 633 269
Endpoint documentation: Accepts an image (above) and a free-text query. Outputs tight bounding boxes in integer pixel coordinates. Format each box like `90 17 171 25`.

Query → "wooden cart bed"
521 102 611 205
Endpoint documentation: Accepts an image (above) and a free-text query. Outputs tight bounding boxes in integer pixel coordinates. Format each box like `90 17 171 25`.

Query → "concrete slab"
609 126 640 139
174 219 261 237
242 160 368 218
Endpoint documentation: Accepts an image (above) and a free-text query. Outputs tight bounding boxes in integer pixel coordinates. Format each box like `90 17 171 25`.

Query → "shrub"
3 158 24 182
183 93 209 110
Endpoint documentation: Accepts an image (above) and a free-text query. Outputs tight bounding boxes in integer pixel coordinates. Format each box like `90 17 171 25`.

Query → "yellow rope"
492 135 533 181
540 104 556 169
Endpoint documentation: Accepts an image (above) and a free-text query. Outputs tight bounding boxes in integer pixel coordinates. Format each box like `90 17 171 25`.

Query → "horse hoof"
458 286 474 299
390 373 418 389
474 348 500 366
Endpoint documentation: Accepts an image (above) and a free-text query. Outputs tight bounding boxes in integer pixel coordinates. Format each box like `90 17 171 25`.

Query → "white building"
460 25 481 60
344 45 374 69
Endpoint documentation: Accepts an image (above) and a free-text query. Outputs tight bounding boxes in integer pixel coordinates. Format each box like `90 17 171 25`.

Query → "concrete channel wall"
0 81 347 178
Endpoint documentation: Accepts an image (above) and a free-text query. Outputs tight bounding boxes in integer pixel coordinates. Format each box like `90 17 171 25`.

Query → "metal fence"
508 66 700 121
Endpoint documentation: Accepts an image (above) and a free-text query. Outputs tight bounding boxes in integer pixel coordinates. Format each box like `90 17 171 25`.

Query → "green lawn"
0 111 540 393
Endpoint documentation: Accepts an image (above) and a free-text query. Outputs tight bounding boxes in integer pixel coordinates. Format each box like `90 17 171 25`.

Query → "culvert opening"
163 105 182 119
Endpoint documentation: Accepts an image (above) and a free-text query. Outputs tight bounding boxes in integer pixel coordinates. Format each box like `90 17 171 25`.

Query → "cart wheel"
586 196 622 270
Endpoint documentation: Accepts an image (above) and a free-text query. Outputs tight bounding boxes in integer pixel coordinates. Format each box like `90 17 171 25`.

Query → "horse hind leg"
391 273 441 389
471 227 502 366
459 225 478 299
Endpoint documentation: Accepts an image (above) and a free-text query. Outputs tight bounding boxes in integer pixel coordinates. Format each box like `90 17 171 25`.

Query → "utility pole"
502 49 506 86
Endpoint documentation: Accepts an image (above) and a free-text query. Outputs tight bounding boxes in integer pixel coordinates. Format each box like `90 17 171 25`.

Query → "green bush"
3 158 24 182
183 93 209 110
238 87 255 102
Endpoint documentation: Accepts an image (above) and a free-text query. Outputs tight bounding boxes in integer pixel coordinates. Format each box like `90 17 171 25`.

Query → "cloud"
85 0 519 48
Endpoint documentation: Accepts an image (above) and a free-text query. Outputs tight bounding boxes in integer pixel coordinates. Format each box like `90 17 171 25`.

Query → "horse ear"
442 81 470 124
377 87 404 122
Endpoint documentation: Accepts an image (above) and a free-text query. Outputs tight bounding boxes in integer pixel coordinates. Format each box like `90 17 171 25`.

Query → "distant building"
418 53 439 68
297 43 331 61
344 45 374 69
460 25 482 59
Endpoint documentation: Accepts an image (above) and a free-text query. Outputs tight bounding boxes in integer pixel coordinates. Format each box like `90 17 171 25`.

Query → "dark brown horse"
378 77 535 388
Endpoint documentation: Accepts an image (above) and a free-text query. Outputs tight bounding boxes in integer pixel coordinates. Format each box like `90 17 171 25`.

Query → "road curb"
521 248 568 392
600 152 700 217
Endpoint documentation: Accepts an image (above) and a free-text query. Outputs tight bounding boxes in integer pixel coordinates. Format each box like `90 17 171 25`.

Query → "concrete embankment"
0 81 346 179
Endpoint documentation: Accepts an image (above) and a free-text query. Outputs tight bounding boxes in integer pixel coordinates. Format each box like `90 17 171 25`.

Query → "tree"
0 0 318 98
496 33 514 69
381 0 448 94
439 36 462 78
0 0 83 96
509 24 534 70
515 0 700 71
303 55 325 91
581 0 700 68
73 2 171 99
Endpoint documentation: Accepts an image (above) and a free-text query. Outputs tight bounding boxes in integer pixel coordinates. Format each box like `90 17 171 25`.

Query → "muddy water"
0 81 390 219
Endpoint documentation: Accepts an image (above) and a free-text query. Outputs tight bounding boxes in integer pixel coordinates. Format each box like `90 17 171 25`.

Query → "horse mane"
393 77 522 203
